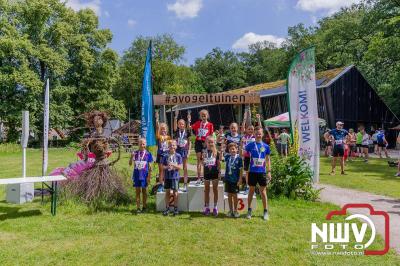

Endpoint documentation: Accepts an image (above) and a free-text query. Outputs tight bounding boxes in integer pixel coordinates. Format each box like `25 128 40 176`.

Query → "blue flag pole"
140 41 156 146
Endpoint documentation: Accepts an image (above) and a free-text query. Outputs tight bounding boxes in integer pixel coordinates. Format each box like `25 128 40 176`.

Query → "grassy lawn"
319 156 400 198
0 148 399 264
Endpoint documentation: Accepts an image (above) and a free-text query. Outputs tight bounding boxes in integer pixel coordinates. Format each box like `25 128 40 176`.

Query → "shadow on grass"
339 159 398 181
0 205 42 221
84 201 158 215
184 211 232 220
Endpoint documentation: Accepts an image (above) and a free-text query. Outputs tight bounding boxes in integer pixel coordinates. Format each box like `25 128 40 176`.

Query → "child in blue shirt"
224 142 243 218
244 126 271 221
129 138 153 213
161 140 183 216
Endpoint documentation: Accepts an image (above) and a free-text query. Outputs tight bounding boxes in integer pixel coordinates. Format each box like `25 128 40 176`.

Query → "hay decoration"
64 111 129 209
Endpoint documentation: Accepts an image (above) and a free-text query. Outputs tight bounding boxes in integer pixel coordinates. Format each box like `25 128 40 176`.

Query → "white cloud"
66 0 101 15
232 32 286 51
311 15 318 24
167 0 203 19
127 19 137 28
296 0 361 14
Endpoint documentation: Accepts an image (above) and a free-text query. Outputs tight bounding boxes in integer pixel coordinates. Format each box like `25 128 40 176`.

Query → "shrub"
269 155 320 201
0 143 21 153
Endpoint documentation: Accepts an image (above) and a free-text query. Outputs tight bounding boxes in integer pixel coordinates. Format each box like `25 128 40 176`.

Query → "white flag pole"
42 79 50 176
21 111 29 178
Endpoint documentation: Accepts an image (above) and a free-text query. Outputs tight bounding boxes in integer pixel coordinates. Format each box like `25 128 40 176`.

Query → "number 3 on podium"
238 199 245 211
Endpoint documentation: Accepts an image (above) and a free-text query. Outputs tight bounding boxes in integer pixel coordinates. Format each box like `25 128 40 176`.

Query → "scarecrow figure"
66 111 128 208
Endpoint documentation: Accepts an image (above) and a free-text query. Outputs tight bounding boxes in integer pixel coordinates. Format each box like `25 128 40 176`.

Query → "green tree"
192 48 247 93
114 34 203 119
240 41 289 85
0 0 124 141
283 0 400 115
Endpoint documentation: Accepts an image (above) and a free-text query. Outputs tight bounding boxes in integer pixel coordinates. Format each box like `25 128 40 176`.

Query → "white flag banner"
287 47 320 182
43 79 50 175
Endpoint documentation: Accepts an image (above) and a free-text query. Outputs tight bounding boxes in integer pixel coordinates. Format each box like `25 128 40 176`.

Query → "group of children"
129 109 272 221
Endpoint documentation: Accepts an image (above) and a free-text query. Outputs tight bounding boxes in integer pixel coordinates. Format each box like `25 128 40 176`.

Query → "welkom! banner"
287 47 320 182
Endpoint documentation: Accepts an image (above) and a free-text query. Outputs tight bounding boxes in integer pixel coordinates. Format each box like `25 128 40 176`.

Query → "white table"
0 175 66 216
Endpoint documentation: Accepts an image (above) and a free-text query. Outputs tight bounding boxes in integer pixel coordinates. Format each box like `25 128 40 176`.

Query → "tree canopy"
0 0 124 141
113 34 204 119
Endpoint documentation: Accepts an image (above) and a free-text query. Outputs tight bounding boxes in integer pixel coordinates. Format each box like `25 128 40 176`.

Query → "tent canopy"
263 112 326 128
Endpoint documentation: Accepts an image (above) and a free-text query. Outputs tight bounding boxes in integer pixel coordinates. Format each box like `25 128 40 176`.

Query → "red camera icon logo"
325 203 390 255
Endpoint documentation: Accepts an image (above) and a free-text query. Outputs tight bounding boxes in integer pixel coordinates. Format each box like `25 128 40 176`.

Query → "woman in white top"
361 128 370 163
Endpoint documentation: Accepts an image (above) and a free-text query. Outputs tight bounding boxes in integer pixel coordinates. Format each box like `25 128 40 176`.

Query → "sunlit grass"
0 148 398 264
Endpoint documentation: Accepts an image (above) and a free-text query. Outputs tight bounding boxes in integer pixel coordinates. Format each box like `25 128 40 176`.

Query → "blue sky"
66 0 361 65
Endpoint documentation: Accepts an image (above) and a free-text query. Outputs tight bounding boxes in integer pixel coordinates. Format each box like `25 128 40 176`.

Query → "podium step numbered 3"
224 192 257 212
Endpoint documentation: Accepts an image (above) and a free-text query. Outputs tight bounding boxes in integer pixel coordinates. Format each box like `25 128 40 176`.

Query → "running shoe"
213 207 219 217
183 184 187 192
196 179 202 186
233 211 240 218
141 207 147 213
395 173 400 177
263 210 269 221
246 209 252 219
136 208 142 214
173 208 179 216
244 186 249 195
226 211 233 217
203 207 210 216
162 208 170 216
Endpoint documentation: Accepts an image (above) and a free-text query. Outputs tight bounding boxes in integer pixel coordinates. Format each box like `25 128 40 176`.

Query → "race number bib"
204 157 216 166
198 128 208 137
335 140 343 145
178 139 187 147
161 141 169 151
135 161 147 170
253 158 265 167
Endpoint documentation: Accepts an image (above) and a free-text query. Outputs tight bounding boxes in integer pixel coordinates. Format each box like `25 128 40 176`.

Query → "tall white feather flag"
42 79 50 175
287 47 320 182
